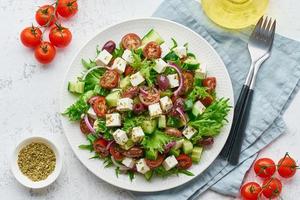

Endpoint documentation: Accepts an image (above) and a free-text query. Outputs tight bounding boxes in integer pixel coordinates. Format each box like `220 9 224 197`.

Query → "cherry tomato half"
124 65 135 76
200 96 214 107
92 96 107 117
240 182 262 200
202 77 216 93
109 144 124 161
79 117 95 135
34 41 56 64
145 154 165 169
100 70 120 89
254 158 276 178
143 41 162 59
121 33 141 49
262 177 282 199
20 26 42 48
176 154 192 169
181 72 194 94
49 24 72 48
93 138 109 158
57 0 78 18
35 5 57 26
277 154 297 178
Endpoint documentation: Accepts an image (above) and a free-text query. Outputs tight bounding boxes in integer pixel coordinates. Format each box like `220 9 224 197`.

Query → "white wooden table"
0 0 299 199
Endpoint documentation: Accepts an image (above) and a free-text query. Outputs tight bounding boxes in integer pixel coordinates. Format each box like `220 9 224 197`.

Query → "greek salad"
63 29 230 180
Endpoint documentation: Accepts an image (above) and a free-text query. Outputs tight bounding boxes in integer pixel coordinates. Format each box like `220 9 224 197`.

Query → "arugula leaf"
104 157 113 168
170 38 178 50
141 130 172 153
79 144 93 152
94 119 113 140
115 167 120 177
152 166 194 178
112 45 124 58
63 91 94 121
128 171 135 181
189 98 231 142
89 153 100 159
81 58 96 69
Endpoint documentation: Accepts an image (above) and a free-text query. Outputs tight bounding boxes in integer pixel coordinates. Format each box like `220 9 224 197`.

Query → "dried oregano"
17 142 56 182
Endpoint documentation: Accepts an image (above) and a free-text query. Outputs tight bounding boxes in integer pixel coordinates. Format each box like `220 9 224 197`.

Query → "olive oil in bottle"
201 0 269 29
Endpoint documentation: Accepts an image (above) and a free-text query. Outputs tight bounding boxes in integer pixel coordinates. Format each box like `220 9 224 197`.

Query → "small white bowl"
11 136 62 189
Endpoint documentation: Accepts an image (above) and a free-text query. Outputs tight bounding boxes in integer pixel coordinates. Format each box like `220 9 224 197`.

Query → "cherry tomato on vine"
49 24 72 48
240 182 262 200
35 5 57 26
34 41 56 64
57 0 78 18
278 154 297 178
253 158 276 178
262 177 282 199
20 26 42 48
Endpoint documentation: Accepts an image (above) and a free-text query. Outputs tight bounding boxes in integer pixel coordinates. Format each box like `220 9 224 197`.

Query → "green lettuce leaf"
141 130 172 153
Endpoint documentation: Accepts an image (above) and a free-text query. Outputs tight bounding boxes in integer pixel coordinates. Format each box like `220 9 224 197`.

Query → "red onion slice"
176 107 187 125
167 63 183 96
82 65 110 80
84 115 96 133
139 87 149 95
106 140 115 151
111 156 130 171
165 141 176 150
88 96 98 105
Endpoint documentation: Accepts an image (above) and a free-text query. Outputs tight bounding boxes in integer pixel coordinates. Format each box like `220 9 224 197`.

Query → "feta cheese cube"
148 103 162 117
131 126 145 142
182 126 197 140
130 72 145 86
111 57 127 73
105 113 121 127
167 74 179 88
122 49 134 63
122 157 135 168
192 101 206 116
136 159 150 174
95 49 113 65
159 96 173 112
195 63 207 79
117 98 133 111
173 46 187 58
162 155 178 171
87 107 97 119
112 129 128 145
154 58 167 73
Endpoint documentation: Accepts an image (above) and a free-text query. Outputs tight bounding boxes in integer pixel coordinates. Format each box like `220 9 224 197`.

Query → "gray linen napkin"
131 0 300 199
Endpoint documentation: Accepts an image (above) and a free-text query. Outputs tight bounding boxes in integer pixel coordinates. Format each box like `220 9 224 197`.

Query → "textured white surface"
0 0 300 199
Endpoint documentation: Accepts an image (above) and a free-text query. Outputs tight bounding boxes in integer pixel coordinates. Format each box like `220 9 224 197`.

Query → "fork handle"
220 84 250 158
228 88 254 165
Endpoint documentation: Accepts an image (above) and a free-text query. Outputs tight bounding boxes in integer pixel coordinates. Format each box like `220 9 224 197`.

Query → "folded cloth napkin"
130 0 300 199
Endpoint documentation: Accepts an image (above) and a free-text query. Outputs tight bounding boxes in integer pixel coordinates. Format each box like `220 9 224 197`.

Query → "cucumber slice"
105 91 121 107
158 115 166 129
120 139 135 150
144 170 153 181
141 29 164 45
169 148 180 157
173 139 184 150
141 119 157 134
82 91 95 102
191 147 203 163
145 149 158 160
182 57 200 70
120 76 131 89
182 140 193 154
68 81 85 94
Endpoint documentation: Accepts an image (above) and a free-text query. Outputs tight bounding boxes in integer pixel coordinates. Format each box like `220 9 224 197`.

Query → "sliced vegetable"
141 29 164 46
182 140 193 154
191 147 203 163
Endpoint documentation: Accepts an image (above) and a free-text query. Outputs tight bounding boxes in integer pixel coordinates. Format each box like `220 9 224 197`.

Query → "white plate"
60 17 234 192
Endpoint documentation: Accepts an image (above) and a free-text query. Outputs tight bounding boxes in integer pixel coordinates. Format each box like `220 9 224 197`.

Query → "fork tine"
268 20 276 48
250 17 263 39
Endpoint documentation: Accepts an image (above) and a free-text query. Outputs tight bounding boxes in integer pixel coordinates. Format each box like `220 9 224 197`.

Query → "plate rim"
60 17 234 192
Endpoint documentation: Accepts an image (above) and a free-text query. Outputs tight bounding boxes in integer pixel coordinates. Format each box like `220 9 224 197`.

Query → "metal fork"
220 17 276 165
